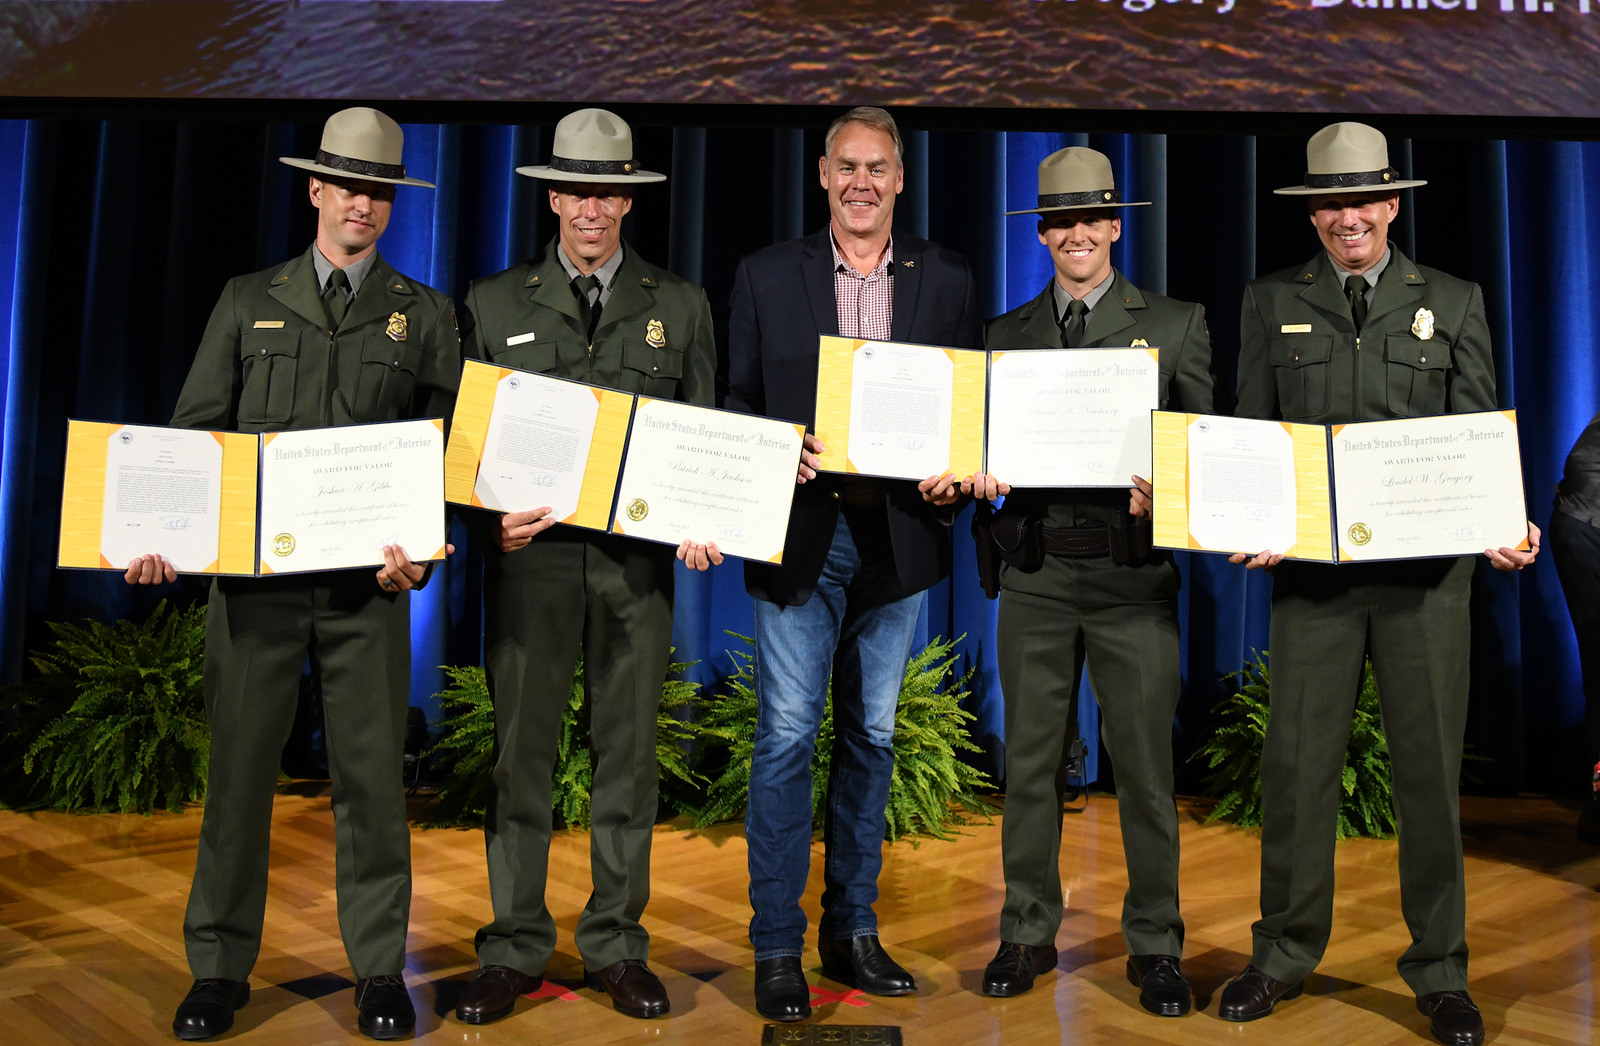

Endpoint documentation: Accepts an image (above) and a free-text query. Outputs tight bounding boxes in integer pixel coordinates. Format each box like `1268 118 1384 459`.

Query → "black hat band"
550 155 637 176
1303 167 1400 189
315 149 406 181
1037 189 1121 208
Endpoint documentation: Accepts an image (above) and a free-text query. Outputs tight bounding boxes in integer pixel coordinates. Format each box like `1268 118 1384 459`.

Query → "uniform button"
1292 354 1299 362
1419 356 1427 363
831 492 840 500
259 347 267 356
652 365 660 374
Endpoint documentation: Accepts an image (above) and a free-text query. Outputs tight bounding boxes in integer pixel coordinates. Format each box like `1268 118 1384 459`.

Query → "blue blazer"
723 227 981 606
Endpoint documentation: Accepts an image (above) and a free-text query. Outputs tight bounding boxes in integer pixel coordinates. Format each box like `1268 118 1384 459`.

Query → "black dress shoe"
583 959 669 1018
817 934 916 996
1217 965 1303 1022
980 941 1058 998
355 974 415 1040
1417 990 1485 1046
1126 954 1192 1017
753 956 812 1022
172 979 250 1040
455 964 542 1025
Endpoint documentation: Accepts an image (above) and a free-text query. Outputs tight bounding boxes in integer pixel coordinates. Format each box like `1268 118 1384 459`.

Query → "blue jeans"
745 514 925 959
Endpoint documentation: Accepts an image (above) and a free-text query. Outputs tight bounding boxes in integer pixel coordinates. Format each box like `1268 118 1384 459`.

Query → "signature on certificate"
160 516 193 531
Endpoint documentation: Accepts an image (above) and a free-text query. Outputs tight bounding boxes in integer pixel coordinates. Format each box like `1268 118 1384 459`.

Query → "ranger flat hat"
279 107 433 188
517 108 666 184
1006 146 1150 216
1275 122 1426 196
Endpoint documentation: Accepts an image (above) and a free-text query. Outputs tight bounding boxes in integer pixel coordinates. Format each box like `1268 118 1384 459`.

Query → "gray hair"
824 107 904 167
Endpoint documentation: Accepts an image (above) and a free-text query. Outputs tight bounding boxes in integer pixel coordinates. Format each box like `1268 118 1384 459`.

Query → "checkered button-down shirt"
831 234 894 340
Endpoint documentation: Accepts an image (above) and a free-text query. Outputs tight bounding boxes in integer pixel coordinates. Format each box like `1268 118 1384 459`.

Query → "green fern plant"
3 600 209 814
418 652 705 830
689 634 995 843
1192 650 1396 839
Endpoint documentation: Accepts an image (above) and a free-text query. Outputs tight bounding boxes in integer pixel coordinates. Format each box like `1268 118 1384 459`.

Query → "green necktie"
1345 273 1368 332
324 267 350 329
1061 297 1088 348
573 273 601 340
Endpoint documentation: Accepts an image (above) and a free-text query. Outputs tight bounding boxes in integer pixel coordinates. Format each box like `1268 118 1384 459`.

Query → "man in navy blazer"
723 106 980 1023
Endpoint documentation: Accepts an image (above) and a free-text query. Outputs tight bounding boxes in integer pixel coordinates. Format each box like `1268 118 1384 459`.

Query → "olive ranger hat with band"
280 107 434 188
516 108 666 184
1005 146 1150 216
1274 122 1427 196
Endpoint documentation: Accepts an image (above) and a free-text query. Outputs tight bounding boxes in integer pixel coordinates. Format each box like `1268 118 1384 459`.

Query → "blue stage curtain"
0 115 1594 794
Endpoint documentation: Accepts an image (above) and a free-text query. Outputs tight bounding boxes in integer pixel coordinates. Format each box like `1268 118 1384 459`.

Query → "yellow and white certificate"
1330 411 1529 561
611 398 805 563
444 359 631 531
257 419 447 575
812 336 986 480
986 347 1159 487
1151 410 1529 562
59 421 258 575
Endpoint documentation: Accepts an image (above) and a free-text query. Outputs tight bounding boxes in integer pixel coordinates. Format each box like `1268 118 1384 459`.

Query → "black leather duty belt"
1041 524 1111 559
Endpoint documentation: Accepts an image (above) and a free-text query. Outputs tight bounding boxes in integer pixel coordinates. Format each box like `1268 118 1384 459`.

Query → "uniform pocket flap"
622 337 683 380
1268 333 1332 368
1383 333 1450 371
240 328 301 361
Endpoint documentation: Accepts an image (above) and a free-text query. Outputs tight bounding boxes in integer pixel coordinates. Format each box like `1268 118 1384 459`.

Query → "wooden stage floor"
2 791 1596 1045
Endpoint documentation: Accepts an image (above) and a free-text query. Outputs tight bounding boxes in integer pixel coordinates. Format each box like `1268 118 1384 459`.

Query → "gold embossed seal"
626 498 648 521
1346 522 1372 546
272 533 296 557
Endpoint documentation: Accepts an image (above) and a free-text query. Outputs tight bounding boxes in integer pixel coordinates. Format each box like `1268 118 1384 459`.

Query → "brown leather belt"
1041 524 1111 559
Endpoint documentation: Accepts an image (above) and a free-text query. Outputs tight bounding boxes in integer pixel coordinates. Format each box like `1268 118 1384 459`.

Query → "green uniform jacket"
171 246 460 432
460 238 715 406
983 270 1215 591
1235 246 1497 424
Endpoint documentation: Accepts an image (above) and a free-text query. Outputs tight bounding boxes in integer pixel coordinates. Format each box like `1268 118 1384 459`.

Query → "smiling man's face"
1308 191 1398 275
1038 210 1120 296
819 121 903 244
311 176 395 262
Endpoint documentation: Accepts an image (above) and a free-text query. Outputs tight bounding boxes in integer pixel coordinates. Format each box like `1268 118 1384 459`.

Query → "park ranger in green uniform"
967 147 1214 1015
1219 122 1538 1046
452 108 717 1027
127 107 460 1041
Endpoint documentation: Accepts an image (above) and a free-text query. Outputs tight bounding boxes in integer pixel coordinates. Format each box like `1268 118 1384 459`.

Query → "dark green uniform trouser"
475 534 674 974
996 553 1185 958
1252 556 1473 996
184 573 412 981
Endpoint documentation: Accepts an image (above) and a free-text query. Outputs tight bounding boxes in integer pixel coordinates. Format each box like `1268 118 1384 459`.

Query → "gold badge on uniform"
1346 522 1372 547
272 532 296 557
1411 307 1434 341
1130 338 1149 348
626 498 649 521
645 318 666 349
386 312 408 342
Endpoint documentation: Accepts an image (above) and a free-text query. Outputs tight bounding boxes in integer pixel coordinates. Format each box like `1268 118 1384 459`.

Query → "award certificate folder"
445 359 806 561
60 421 259 575
444 359 632 531
59 418 446 576
811 336 1158 487
986 347 1160 487
611 397 805 563
812 335 987 481
257 419 447 575
1151 410 1531 562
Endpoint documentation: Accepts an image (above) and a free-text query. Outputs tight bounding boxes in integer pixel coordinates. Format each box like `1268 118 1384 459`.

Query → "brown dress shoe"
1217 964 1303 1022
584 958 670 1019
1417 990 1485 1046
980 941 1058 997
455 964 542 1025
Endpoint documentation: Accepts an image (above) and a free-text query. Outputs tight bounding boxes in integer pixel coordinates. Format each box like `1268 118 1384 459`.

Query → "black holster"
1108 509 1154 566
